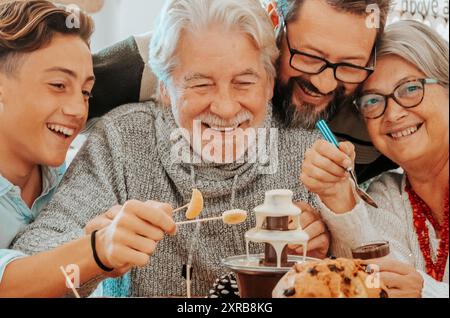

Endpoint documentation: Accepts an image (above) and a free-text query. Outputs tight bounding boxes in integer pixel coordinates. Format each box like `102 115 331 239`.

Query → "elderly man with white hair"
12 0 328 297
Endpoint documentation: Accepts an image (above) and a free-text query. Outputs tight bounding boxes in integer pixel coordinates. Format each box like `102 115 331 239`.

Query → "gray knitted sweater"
12 101 320 297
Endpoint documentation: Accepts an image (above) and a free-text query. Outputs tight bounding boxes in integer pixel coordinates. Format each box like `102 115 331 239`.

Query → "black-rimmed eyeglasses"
284 24 376 84
354 78 439 119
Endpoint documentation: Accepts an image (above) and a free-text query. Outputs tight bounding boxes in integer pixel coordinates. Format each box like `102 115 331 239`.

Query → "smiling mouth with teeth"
47 124 75 139
296 79 324 98
388 123 423 139
210 126 239 132
204 122 248 133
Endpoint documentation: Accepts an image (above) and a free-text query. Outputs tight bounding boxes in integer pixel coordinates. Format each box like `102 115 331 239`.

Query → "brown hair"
277 0 392 42
0 0 94 74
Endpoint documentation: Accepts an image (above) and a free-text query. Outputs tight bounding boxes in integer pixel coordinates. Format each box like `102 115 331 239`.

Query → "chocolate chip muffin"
273 258 389 298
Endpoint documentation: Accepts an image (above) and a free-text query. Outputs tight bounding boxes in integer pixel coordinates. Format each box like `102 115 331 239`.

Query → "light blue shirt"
0 164 65 282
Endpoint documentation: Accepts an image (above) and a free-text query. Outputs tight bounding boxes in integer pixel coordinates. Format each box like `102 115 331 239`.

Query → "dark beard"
273 76 347 129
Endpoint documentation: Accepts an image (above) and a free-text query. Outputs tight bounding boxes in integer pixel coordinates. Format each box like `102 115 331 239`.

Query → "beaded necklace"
405 181 449 281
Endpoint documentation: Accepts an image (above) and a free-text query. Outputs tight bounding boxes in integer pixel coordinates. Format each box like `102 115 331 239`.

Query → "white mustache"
195 110 254 128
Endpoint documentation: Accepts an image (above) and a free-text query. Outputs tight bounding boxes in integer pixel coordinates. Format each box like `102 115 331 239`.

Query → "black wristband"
91 230 114 272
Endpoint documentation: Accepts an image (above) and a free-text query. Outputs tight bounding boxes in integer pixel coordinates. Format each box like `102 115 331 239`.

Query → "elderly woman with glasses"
300 20 449 298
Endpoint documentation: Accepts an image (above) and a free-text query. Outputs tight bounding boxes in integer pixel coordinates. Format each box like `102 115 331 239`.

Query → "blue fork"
316 120 379 209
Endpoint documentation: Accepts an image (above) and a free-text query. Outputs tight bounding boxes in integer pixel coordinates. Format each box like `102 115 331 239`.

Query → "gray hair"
377 20 449 90
149 0 279 85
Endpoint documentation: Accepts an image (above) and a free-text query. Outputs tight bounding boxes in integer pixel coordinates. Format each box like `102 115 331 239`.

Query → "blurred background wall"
90 0 165 52
2 0 446 51
89 0 448 53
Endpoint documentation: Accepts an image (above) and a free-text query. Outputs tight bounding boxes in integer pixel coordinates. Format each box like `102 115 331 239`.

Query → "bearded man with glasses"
271 0 396 182
275 21 377 129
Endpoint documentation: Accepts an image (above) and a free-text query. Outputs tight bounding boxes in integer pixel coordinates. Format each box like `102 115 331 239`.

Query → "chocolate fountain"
222 189 316 298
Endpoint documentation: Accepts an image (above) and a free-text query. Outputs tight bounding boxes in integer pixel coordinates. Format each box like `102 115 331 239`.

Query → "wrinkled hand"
366 258 424 298
95 200 176 271
301 140 355 197
287 202 330 260
301 140 358 213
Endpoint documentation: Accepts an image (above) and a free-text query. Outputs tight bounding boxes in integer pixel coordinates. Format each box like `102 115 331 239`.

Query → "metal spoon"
316 120 379 209
347 166 379 208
